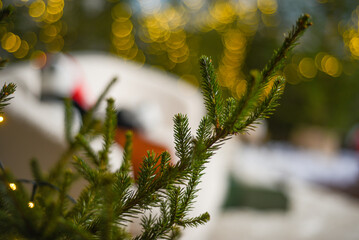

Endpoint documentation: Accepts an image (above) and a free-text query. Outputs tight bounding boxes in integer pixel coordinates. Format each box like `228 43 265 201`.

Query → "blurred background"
1 0 359 239
1 0 359 144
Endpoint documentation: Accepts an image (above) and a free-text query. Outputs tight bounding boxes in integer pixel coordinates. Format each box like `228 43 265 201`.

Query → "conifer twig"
261 14 312 82
0 83 16 114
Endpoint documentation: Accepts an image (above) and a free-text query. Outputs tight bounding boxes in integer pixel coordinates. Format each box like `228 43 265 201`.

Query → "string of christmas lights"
0 159 76 208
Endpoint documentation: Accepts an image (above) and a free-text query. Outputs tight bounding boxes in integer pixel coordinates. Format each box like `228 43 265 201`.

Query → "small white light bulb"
28 201 35 208
9 183 17 191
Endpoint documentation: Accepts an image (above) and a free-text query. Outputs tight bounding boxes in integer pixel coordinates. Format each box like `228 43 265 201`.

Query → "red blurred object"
115 128 169 179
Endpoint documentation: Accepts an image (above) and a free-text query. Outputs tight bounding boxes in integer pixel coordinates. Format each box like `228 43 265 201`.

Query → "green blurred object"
224 175 289 211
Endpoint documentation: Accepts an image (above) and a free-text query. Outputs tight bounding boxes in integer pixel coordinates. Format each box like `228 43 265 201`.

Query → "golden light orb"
9 183 16 191
28 201 35 208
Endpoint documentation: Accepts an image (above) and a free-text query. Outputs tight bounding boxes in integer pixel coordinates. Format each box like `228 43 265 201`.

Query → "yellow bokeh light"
43 11 63 23
39 30 55 43
238 1 258 13
112 35 134 50
223 30 246 52
28 201 35 208
112 3 132 21
116 45 138 60
323 56 342 77
0 115 4 123
168 44 189 63
283 63 300 85
9 36 21 53
31 50 47 69
47 35 64 53
14 40 30 59
235 80 248 99
2 33 22 53
159 7 185 31
9 183 16 191
261 12 280 27
314 52 327 71
1 32 16 51
237 11 260 36
210 1 236 24
183 0 205 10
112 20 133 38
349 36 359 57
44 24 60 37
218 66 236 87
165 30 186 49
47 0 64 15
298 57 317 78
29 0 46 18
257 0 278 15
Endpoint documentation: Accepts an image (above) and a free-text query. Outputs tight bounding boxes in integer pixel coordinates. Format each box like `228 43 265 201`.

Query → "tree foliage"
0 15 311 239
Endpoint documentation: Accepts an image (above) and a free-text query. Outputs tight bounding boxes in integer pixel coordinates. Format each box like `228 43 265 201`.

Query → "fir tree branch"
173 114 192 164
261 14 312 83
119 131 134 174
73 156 99 185
0 83 16 114
80 78 117 135
76 134 100 166
64 98 74 144
48 78 117 183
177 212 210 228
99 98 117 170
199 56 224 129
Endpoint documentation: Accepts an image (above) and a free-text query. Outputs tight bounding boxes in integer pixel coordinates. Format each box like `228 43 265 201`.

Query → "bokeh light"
298 57 317 78
13 40 29 59
1 32 21 53
112 20 133 38
29 0 46 18
182 0 205 11
30 50 47 69
28 201 35 208
322 55 342 77
9 183 16 191
257 0 278 15
112 2 132 22
349 36 359 57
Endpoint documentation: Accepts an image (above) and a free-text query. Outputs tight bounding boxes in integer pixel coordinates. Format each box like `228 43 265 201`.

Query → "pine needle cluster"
0 5 15 114
0 15 311 239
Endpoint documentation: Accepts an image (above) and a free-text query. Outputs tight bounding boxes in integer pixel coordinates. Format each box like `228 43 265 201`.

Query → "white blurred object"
290 125 340 156
210 180 359 240
0 52 235 240
240 119 268 145
233 142 359 188
40 54 82 98
210 142 359 240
